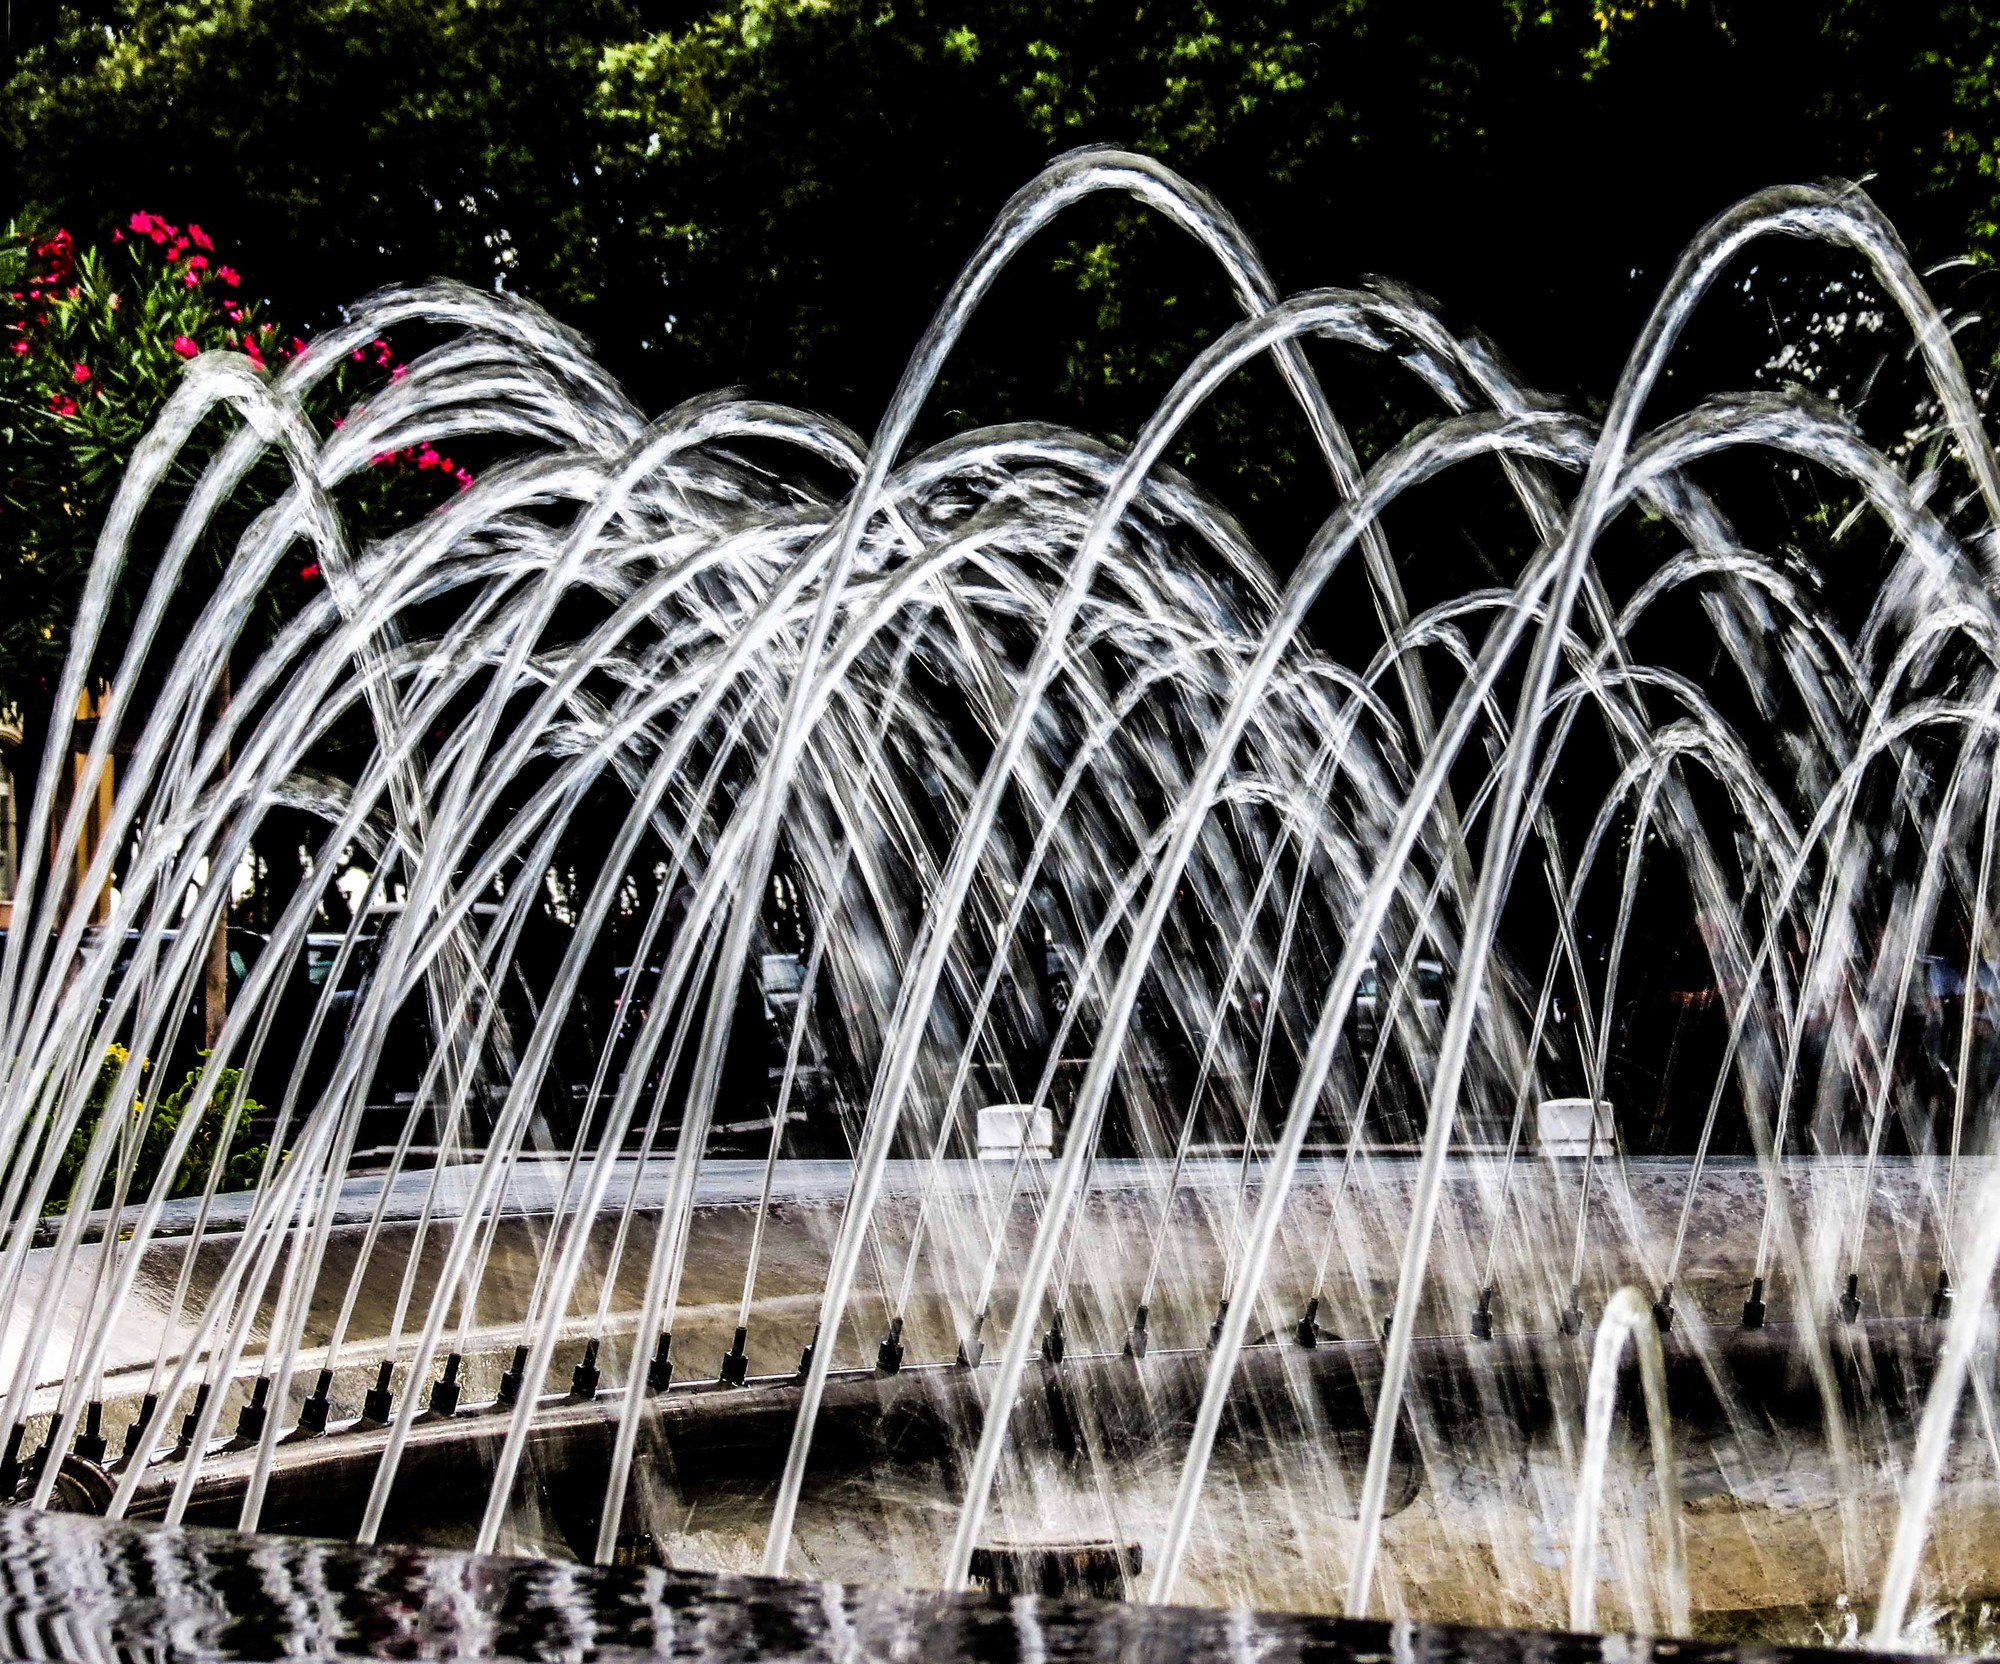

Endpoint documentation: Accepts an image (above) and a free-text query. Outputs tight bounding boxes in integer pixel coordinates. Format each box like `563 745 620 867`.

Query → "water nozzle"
1742 1276 1766 1329
498 1345 530 1406
795 1324 818 1380
179 1382 212 1448
361 1362 394 1424
1041 1311 1066 1366
569 1339 601 1400
234 1377 271 1443
1651 1284 1675 1333
874 1317 905 1377
297 1371 333 1436
120 1393 159 1463
1297 1296 1323 1350
1470 1287 1493 1342
0 1425 24 1497
1207 1299 1230 1351
956 1312 985 1368
1839 1273 1861 1325
429 1352 462 1417
1931 1268 1954 1322
720 1326 749 1387
1125 1303 1151 1359
649 1331 675 1393
74 1400 106 1467
1557 1290 1584 1337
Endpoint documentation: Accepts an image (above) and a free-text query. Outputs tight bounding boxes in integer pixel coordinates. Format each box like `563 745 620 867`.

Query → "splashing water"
7 148 2000 1645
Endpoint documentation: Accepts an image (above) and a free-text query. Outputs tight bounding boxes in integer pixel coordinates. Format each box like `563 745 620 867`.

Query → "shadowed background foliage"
4 0 1997 1148
13 2 2000 438
11 1 2000 849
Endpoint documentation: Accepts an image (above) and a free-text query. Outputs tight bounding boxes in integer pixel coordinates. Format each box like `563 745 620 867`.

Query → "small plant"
47 1044 273 1214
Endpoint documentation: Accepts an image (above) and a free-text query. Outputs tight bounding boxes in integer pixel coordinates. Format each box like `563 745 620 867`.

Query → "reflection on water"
0 1504 1859 1664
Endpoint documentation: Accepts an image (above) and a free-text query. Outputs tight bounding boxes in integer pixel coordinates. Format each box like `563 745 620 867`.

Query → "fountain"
3 146 2000 1653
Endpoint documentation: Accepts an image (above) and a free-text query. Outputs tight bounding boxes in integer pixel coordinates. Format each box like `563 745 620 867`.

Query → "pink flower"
298 563 320 582
188 224 213 251
182 271 200 288
9 340 27 356
47 393 77 416
171 335 199 358
455 467 474 490
183 254 208 274
70 362 90 383
216 266 240 287
112 229 124 243
389 362 407 380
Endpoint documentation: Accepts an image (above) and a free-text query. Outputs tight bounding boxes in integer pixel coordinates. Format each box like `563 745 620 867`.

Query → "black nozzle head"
0 1424 25 1497
1651 1285 1675 1333
721 1326 749 1387
1125 1302 1151 1359
570 1339 601 1401
1297 1296 1323 1350
498 1344 530 1406
74 1400 106 1467
1839 1273 1862 1325
297 1371 332 1436
1470 1287 1494 1342
429 1353 463 1418
361 1361 394 1424
179 1383 212 1448
1041 1314 1066 1367
234 1377 272 1443
1557 1296 1584 1338
956 1312 985 1368
1207 1300 1230 1351
875 1316 905 1377
1742 1276 1767 1330
1932 1268 1954 1322
120 1394 159 1464
649 1330 676 1393
795 1325 818 1380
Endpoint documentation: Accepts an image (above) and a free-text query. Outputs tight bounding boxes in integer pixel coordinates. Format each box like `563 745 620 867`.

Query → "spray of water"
2 149 1999 1639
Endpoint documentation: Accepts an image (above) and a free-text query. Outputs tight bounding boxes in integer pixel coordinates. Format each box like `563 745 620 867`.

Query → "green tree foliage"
9 2 2000 548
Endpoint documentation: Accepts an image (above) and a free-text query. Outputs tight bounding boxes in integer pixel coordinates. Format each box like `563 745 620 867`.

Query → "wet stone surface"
0 1507 1932 1664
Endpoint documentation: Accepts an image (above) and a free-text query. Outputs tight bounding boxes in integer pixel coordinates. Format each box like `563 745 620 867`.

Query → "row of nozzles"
0 1253 1959 1510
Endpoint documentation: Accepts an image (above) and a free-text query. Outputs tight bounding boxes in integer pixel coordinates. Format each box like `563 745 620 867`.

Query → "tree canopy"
9 0 2000 686
10 2 2000 415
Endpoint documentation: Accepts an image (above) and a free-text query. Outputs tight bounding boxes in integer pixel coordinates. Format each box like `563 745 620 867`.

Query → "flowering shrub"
6 211 293 467
0 215 473 716
0 213 308 711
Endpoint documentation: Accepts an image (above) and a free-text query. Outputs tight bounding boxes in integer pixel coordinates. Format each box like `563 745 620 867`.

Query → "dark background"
9 2 2000 467
9 0 1999 1153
